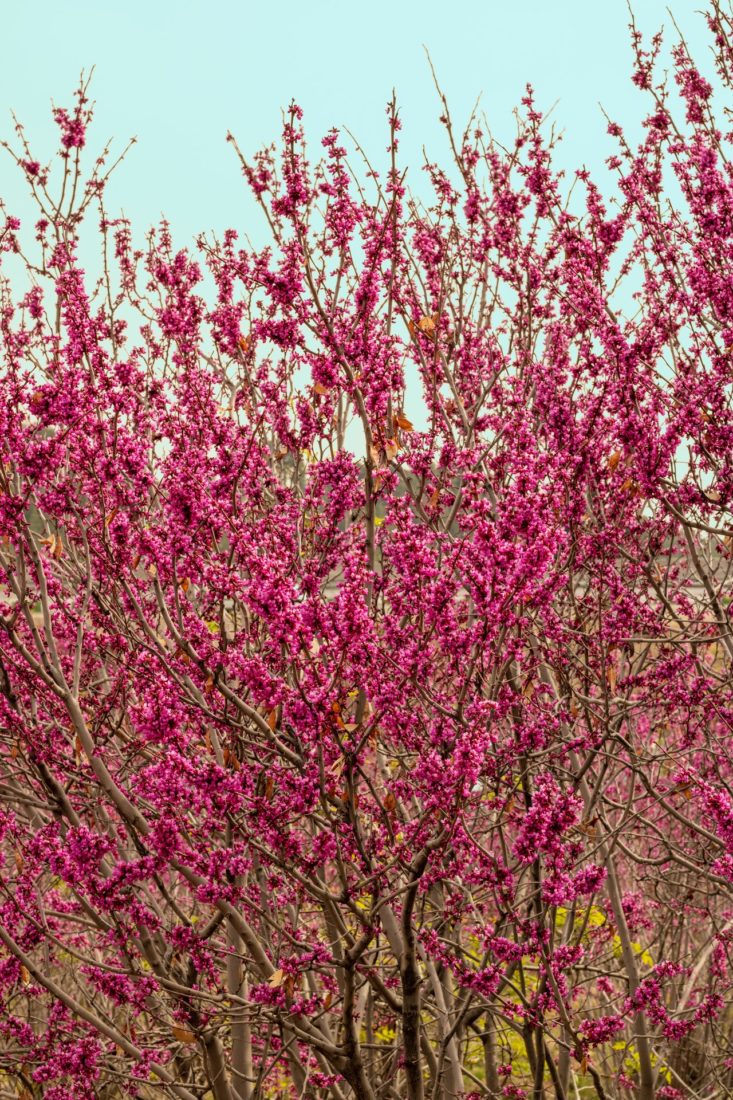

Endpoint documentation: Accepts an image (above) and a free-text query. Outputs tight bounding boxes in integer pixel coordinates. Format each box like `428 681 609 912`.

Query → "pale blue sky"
0 1 714 247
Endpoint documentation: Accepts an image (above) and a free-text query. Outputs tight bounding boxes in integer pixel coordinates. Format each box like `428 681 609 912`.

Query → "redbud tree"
2 5 733 1099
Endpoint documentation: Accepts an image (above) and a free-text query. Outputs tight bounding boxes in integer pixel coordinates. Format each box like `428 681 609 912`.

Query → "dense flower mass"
2 8 733 1097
